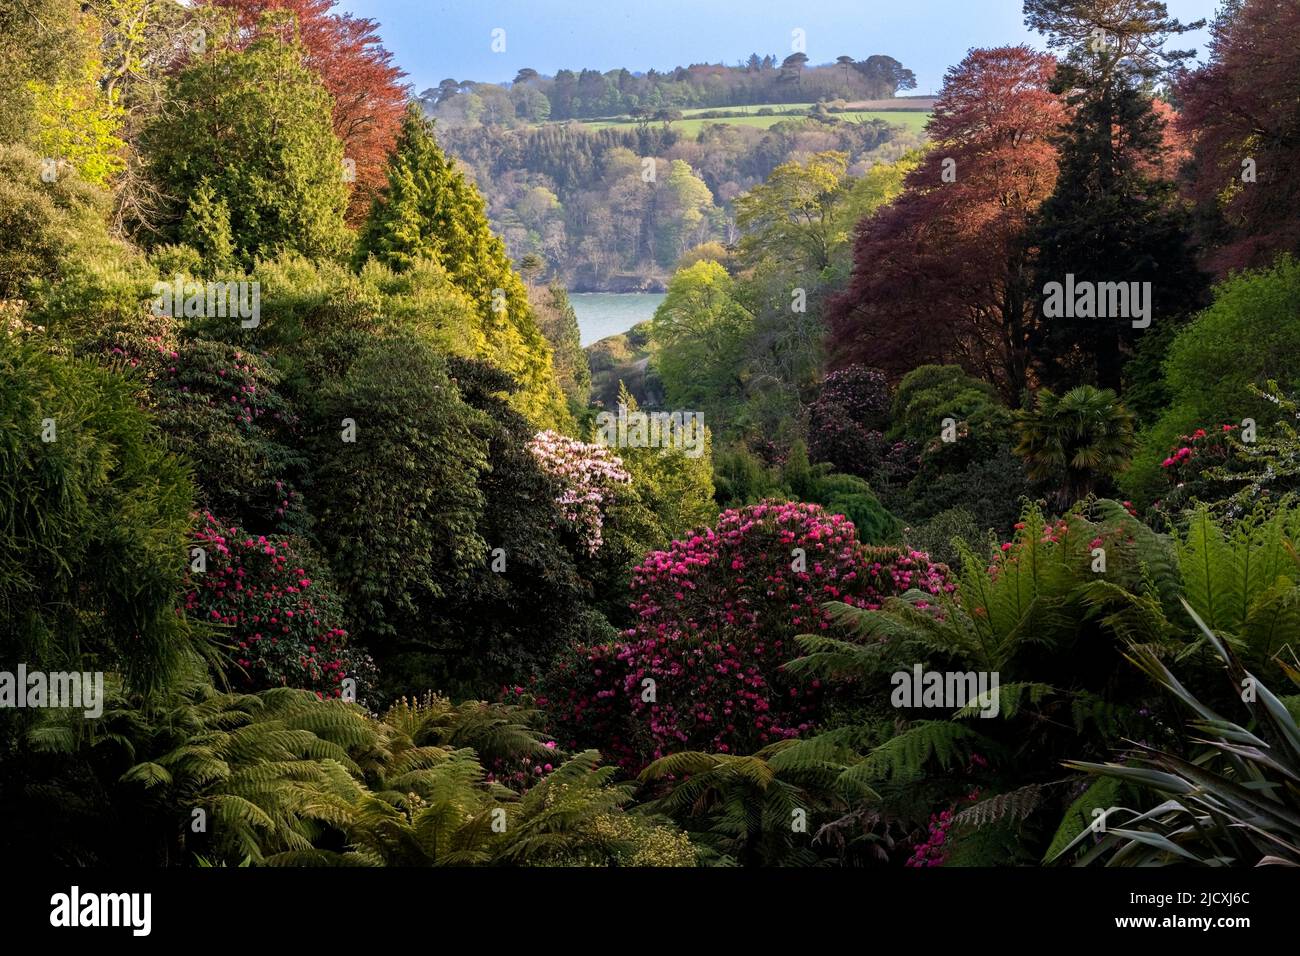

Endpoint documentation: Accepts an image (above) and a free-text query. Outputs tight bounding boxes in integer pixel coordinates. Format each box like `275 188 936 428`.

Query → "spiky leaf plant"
1056 599 1300 866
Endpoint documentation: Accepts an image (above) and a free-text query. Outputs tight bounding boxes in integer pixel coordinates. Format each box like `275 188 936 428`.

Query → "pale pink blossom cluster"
527 430 631 555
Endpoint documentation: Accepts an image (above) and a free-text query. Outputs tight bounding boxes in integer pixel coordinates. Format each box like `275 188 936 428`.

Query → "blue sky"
338 0 1224 97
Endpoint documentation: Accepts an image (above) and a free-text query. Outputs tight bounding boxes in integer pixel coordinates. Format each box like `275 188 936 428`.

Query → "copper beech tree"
827 46 1065 403
1177 0 1300 275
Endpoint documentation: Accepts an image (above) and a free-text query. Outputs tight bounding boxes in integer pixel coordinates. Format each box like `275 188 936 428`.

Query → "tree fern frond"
953 783 1045 831
848 721 984 785
952 682 1056 720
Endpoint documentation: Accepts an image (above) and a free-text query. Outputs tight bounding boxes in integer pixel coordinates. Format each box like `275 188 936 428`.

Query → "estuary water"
570 292 666 346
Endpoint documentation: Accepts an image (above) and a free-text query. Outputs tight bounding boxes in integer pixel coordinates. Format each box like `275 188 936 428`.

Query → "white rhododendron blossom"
527 430 631 555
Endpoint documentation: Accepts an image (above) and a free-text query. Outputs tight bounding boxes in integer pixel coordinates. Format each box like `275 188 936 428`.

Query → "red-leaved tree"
1177 0 1300 275
828 46 1066 402
203 0 409 221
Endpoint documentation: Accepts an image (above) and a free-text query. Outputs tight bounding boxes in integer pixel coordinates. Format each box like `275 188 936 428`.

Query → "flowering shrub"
1161 425 1237 485
527 429 631 555
907 777 985 867
1150 386 1300 520
907 808 954 867
541 501 951 769
187 512 371 697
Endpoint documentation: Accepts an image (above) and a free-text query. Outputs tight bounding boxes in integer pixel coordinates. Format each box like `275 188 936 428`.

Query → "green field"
581 109 930 135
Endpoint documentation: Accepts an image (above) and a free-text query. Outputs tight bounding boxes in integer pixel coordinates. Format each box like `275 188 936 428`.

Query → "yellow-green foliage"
604 382 718 545
28 15 126 186
0 0 86 147
553 811 698 867
176 252 569 429
0 144 148 322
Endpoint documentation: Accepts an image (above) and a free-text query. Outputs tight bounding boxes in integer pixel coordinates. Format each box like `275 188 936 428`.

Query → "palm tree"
1013 385 1135 508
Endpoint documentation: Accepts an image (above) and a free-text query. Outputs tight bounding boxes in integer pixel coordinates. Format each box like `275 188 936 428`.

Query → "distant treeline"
420 54 917 125
434 114 921 289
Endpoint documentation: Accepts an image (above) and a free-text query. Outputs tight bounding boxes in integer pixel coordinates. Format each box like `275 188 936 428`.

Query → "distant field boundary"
843 97 937 110
559 98 936 128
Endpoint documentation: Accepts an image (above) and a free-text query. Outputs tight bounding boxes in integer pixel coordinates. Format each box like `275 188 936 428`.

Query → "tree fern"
953 682 1057 720
639 743 874 866
18 678 679 867
847 721 986 786
953 783 1046 831
1044 776 1124 863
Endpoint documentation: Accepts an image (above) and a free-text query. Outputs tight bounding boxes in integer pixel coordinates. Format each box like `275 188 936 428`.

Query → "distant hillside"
844 96 938 110
434 110 925 290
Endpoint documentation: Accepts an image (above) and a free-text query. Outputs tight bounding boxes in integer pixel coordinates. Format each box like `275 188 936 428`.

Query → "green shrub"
140 30 351 267
402 358 619 699
1163 257 1300 422
714 441 902 545
889 364 1007 447
9 679 681 867
902 507 988 570
307 332 490 685
899 449 1030 539
0 144 151 335
91 312 308 536
1125 259 1300 506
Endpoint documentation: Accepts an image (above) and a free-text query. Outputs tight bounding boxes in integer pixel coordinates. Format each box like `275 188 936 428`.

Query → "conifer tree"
357 105 568 426
141 24 351 266
1024 0 1207 393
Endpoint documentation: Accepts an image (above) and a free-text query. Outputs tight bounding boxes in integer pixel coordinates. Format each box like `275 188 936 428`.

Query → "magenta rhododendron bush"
542 501 951 769
187 512 369 697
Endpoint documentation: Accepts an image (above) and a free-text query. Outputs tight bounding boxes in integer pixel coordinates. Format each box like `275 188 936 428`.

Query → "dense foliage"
203 0 409 221
141 25 353 267
828 46 1064 399
3 0 1300 876
432 109 922 289
188 512 368 697
356 105 568 425
0 331 199 695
